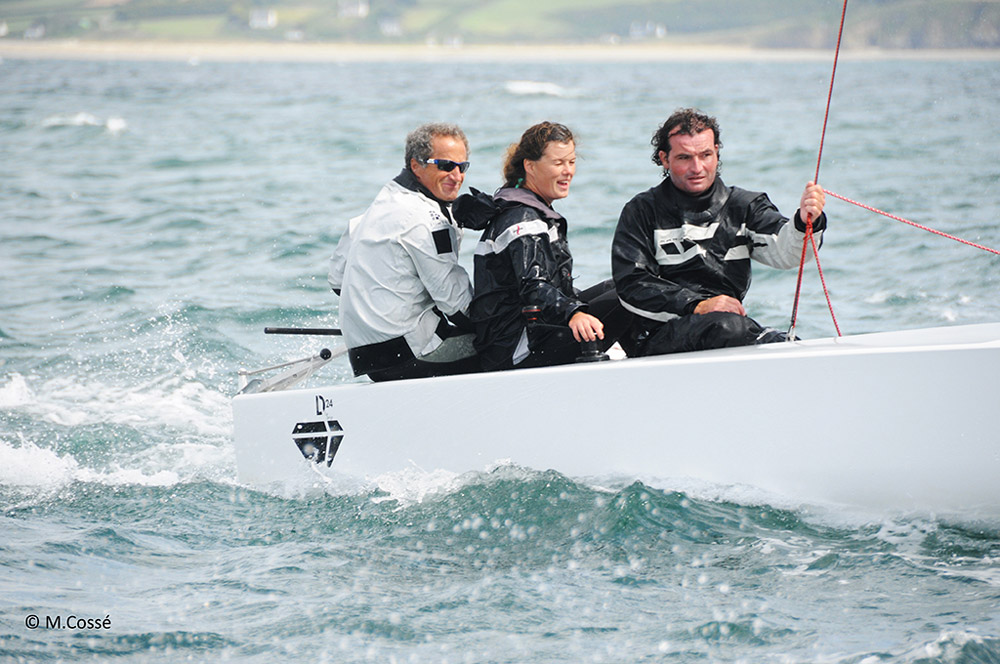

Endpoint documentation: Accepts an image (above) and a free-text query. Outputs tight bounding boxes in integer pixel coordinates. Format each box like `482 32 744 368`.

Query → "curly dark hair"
650 108 721 167
502 121 575 188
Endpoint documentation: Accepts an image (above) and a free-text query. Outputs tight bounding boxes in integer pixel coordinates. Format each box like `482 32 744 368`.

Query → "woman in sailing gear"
465 122 631 371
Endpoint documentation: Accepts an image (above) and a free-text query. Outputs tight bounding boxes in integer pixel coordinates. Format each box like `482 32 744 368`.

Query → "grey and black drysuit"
612 177 826 355
462 187 630 370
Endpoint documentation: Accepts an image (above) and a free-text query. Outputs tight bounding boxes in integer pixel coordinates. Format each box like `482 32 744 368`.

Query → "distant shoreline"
2 39 999 63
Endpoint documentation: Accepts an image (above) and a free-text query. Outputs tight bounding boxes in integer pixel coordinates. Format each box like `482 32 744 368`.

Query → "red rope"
788 219 811 336
789 0 849 339
826 190 1000 255
809 224 841 336
812 2 847 185
789 215 842 338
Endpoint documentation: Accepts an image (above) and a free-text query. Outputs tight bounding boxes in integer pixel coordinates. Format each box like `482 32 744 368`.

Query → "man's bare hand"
693 295 746 316
799 181 826 222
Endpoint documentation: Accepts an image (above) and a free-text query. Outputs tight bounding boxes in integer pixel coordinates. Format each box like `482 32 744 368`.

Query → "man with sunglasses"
612 108 827 356
328 122 481 382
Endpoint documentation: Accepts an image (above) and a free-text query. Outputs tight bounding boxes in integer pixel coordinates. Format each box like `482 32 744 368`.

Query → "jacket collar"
394 168 452 218
494 186 564 221
657 176 731 223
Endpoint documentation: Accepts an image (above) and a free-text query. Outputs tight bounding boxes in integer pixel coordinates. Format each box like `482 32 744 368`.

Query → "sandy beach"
2 39 998 63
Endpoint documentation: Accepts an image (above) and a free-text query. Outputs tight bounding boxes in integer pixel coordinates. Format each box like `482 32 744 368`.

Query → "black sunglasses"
425 158 470 173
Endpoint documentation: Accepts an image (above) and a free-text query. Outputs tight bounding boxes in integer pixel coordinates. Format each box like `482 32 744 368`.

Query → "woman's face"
524 140 576 205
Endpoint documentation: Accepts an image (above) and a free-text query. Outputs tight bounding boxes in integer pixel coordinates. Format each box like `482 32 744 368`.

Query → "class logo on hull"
292 394 344 466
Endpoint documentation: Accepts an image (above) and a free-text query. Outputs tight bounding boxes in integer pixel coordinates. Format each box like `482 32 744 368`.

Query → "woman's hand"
568 311 605 343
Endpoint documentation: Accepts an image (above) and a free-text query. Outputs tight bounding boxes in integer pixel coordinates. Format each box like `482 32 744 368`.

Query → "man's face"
411 135 468 202
659 129 719 195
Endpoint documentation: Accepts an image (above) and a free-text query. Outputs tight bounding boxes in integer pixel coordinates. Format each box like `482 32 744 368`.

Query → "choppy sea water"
1 53 999 663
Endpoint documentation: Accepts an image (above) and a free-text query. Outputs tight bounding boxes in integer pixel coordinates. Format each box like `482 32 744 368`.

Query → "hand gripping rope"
788 0 1000 339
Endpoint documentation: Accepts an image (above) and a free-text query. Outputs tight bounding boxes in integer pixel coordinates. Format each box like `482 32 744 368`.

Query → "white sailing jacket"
328 170 472 368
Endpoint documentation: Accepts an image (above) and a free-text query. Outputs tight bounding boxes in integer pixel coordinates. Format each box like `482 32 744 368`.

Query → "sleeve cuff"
794 210 827 233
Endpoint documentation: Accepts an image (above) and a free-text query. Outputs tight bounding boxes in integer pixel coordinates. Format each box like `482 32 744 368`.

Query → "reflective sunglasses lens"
430 159 469 173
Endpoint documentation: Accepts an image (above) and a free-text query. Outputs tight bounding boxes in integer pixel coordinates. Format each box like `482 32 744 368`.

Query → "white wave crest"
42 112 127 134
371 465 464 507
0 439 179 490
0 373 34 408
0 373 235 490
247 459 528 506
2 372 231 438
902 630 990 661
504 80 580 98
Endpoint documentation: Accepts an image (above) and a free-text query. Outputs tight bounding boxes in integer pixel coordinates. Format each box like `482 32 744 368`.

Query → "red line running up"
826 190 1000 256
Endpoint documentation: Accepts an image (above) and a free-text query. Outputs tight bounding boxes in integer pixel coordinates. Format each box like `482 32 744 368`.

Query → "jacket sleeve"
505 223 585 325
611 198 705 321
327 216 358 295
744 193 826 270
398 221 473 317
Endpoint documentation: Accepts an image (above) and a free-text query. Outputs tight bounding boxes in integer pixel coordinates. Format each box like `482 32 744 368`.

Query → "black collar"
494 186 564 221
654 176 732 225
666 176 723 212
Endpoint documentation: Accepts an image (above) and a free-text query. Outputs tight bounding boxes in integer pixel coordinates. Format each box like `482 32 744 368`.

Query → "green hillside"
1 0 997 48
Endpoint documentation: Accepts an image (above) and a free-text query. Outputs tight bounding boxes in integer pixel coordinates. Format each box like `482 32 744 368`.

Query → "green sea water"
2 54 999 662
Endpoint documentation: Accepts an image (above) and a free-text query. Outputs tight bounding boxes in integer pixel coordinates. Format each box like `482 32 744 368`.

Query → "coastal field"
3 38 1000 62
2 0 999 48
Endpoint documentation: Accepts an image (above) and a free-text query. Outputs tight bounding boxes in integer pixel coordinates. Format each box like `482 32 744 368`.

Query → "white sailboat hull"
232 323 1000 513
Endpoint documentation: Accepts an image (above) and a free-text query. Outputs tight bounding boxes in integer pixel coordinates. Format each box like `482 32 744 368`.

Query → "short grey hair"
404 123 469 168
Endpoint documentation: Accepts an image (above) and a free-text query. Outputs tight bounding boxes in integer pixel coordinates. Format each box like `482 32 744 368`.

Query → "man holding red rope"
612 108 827 355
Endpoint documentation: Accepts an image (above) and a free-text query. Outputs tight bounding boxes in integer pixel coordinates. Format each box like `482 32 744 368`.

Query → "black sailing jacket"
466 187 586 370
612 177 826 328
